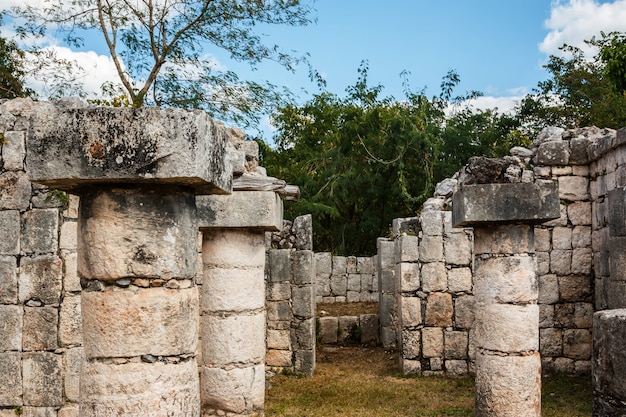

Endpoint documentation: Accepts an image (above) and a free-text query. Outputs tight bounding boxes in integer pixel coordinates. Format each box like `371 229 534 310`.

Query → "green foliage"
597 31 626 94
0 13 32 99
9 0 315 130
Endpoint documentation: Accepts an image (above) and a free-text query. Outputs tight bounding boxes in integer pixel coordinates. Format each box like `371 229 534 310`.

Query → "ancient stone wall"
314 254 378 303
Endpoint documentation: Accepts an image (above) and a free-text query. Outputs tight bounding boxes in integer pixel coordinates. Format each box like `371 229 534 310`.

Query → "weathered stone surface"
558 176 589 201
563 329 591 360
534 227 551 252
59 294 82 347
23 352 62 407
64 347 84 403
61 250 80 293
0 255 17 303
396 262 420 293
424 292 453 327
18 255 62 306
559 275 592 302
201 364 264 415
593 309 626 402
202 267 264 313
0 305 22 351
474 225 534 255
347 274 361 292
266 301 291 322
59 221 77 250
359 314 379 344
292 250 314 285
609 187 626 236
330 273 347 296
444 331 468 359
266 329 291 350
292 285 314 318
537 140 570 165
197 191 282 231
83 287 198 358
420 211 443 236
267 249 290 283
550 249 572 275
0 352 22 405
0 171 30 210
395 235 419 262
78 187 197 281
445 360 468 376
26 106 232 194
0 210 20 255
201 312 265 366
419 235 444 263
58 404 79 417
421 262 447 292
315 252 332 274
295 349 315 376
318 317 338 344
401 329 421 359
447 267 472 293
474 256 537 304
21 209 59 255
82 359 200 417
266 349 292 368
400 296 422 327
476 304 539 353
540 328 563 357
455 295 475 330
422 327 444 358
444 231 472 266
452 182 560 227
475 352 541 417
571 225 592 248
293 214 313 251
567 201 591 225
538 274 559 304
338 316 359 344
2 131 25 170
571 247 592 274
23 306 58 351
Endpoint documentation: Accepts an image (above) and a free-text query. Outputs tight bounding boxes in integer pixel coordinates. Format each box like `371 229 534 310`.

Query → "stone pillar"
453 181 559 417
607 187 626 308
25 106 232 417
593 309 626 416
197 190 283 416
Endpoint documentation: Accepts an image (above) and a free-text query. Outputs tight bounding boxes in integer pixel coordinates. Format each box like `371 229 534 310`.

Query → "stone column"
197 190 283 417
25 106 232 417
453 181 559 417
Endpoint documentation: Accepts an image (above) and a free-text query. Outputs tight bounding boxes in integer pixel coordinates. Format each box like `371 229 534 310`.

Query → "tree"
0 14 32 99
596 31 626 95
9 0 315 128
517 35 626 132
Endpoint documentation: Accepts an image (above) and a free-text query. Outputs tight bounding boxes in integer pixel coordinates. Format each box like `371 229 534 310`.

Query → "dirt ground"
317 301 379 317
316 344 400 375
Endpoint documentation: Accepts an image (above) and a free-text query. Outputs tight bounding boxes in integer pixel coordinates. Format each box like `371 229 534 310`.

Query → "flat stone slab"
197 190 282 231
25 106 232 195
452 182 560 227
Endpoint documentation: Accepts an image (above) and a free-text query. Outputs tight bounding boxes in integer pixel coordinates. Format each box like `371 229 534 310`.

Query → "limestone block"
419 210 443 236
379 293 396 327
19 256 63 305
392 217 420 237
571 225 591 248
330 273 347 296
2 131 25 170
609 187 626 236
421 262 447 292
377 238 395 270
421 327 443 358
0 352 22 405
0 305 22 351
61 250 80 293
294 349 315 376
454 295 475 330
79 187 198 281
59 221 77 250
401 329 421 359
379 269 395 294
593 309 626 401
26 106 232 194
444 232 472 266
315 273 331 297
360 273 372 293
402 359 422 375
558 176 589 201
58 405 79 417
21 209 59 255
562 329 591 360
552 166 573 176
396 262 420 292
536 140 570 165
574 302 593 328
0 210 20 255
64 347 83 403
567 201 591 225
569 137 591 164
83 287 198 358
550 249 571 275
294 318 315 350
0 255 17 303
202 312 265 366
445 360 468 376
59 294 82 347
203 365 265 414
571 247 592 274
552 226 572 249
197 191 282 231
22 407 58 417
444 331 468 359
23 352 62 407
23 307 58 351
474 256 537 304
538 274 559 304
559 275 592 302
267 250 290 283
315 252 332 274
474 225 533 255
539 328 562 356
380 327 397 348
318 317 338 344
266 349 292 368
475 352 541 417
452 182 560 227
359 314 378 344
534 227 551 252
395 235 419 262
293 214 313 251
555 303 575 328
82 359 200 417
0 171 30 210
418 235 443 263
292 285 314 318
202 268 264 313
266 301 291 322
332 256 347 275
424 292 453 327
543 203 567 227
400 296 422 327
357 256 373 274
476 304 539 353
347 274 361 292
346 256 357 273
267 282 291 301
266 329 291 350
346 291 360 302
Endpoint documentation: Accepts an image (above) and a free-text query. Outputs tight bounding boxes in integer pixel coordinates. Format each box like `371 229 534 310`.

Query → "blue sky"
3 0 626 137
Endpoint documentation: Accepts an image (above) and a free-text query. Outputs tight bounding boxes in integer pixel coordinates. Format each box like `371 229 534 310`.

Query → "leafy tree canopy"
8 0 315 129
0 13 32 99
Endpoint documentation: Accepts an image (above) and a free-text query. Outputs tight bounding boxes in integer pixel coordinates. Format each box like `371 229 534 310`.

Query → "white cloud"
540 0 626 57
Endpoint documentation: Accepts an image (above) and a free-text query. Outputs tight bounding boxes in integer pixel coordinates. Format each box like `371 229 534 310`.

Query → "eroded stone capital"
197 190 283 231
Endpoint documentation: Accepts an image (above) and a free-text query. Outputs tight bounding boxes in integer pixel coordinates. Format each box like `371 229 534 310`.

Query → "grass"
265 346 592 417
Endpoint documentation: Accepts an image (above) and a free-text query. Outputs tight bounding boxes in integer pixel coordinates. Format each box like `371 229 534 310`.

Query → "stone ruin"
0 98 625 416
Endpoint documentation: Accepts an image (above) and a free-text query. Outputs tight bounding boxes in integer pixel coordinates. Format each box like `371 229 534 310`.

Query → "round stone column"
197 191 283 417
452 177 560 417
78 186 200 416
